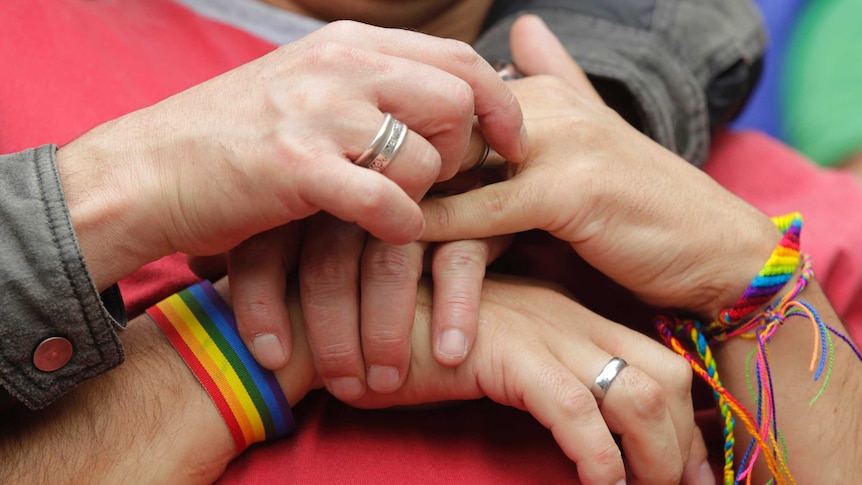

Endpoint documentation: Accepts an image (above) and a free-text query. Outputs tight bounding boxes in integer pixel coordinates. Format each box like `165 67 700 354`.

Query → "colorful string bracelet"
146 280 294 452
655 213 862 485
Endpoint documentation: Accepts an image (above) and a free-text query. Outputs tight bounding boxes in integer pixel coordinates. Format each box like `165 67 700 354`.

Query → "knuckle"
437 243 487 270
592 439 623 467
323 19 363 36
314 341 360 373
554 385 598 422
484 186 513 218
441 38 483 70
301 40 358 69
365 327 409 348
235 295 275 324
302 254 359 289
410 140 443 181
666 354 693 396
629 376 667 421
449 79 475 117
364 246 421 282
352 179 390 215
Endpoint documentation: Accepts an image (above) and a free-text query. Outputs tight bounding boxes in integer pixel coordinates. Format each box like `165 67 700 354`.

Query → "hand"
419 15 780 318
212 131 505 374
58 20 527 291
294 213 510 397
346 275 705 485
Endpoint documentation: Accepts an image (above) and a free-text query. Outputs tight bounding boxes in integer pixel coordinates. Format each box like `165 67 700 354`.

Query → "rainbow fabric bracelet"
146 280 294 452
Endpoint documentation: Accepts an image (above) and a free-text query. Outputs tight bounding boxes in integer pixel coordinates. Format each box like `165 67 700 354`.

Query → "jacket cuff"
476 0 765 166
0 145 126 410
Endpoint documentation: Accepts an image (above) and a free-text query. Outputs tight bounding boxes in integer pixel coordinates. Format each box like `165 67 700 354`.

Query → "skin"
0 276 702 485
218 0 521 399
417 14 862 483
57 18 526 293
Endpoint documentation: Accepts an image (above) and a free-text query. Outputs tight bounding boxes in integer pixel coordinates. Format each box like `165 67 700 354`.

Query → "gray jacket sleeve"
476 0 766 166
0 145 126 411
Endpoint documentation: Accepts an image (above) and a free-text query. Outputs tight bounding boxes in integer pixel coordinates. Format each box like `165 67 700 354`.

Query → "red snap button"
33 337 73 372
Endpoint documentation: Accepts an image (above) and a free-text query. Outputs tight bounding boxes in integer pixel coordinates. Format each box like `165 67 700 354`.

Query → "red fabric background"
4 1 861 482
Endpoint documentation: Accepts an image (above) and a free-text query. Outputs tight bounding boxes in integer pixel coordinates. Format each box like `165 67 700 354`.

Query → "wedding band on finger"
491 60 524 82
590 357 628 404
467 143 491 172
353 113 408 172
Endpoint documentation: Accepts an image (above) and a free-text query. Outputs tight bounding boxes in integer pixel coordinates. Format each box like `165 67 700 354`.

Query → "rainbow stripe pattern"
147 280 294 451
713 212 803 329
656 213 862 484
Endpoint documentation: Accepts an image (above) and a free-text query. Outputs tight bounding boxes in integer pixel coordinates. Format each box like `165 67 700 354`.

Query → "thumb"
509 14 602 103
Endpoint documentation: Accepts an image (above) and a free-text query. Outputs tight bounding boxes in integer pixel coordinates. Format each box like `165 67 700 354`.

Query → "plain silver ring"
590 357 627 404
467 143 491 172
353 113 407 172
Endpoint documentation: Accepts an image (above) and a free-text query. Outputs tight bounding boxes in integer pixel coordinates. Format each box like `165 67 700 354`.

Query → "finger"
295 154 424 245
509 15 603 103
299 214 368 401
360 238 426 393
515 355 627 485
227 225 300 370
682 426 715 485
372 121 442 202
420 176 549 241
597 329 697 483
460 122 489 172
430 236 510 366
597 363 685 484
315 20 527 166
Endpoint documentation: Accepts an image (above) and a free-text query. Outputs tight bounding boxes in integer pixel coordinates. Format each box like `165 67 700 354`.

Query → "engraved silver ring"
353 113 408 172
590 357 627 404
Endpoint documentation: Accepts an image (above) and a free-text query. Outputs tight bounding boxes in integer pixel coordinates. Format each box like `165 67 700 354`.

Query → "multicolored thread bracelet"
655 212 862 485
146 280 294 452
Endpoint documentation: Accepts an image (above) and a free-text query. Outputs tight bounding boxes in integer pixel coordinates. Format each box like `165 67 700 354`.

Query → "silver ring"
590 357 627 403
353 113 408 172
491 60 524 82
467 143 491 172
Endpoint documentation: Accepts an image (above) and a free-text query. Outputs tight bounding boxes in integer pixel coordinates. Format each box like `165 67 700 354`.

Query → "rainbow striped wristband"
146 280 294 452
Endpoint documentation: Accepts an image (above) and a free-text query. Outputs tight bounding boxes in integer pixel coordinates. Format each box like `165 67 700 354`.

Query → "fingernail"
252 334 286 369
438 329 467 359
614 480 627 485
329 376 365 401
699 461 716 485
367 365 401 393
518 123 529 161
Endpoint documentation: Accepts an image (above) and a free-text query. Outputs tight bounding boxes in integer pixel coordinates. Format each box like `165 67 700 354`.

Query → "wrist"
150 278 317 453
690 210 783 319
56 121 173 290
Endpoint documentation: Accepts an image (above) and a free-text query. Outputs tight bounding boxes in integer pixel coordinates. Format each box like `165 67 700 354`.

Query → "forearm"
0 280 318 485
714 279 862 482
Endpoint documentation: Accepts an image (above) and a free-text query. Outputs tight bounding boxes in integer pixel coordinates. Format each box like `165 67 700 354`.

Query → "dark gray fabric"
476 0 766 166
0 145 126 410
486 0 656 30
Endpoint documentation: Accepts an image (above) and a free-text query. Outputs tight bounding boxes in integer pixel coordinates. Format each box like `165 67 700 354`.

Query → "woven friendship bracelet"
146 280 294 452
657 213 862 485
713 212 803 329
